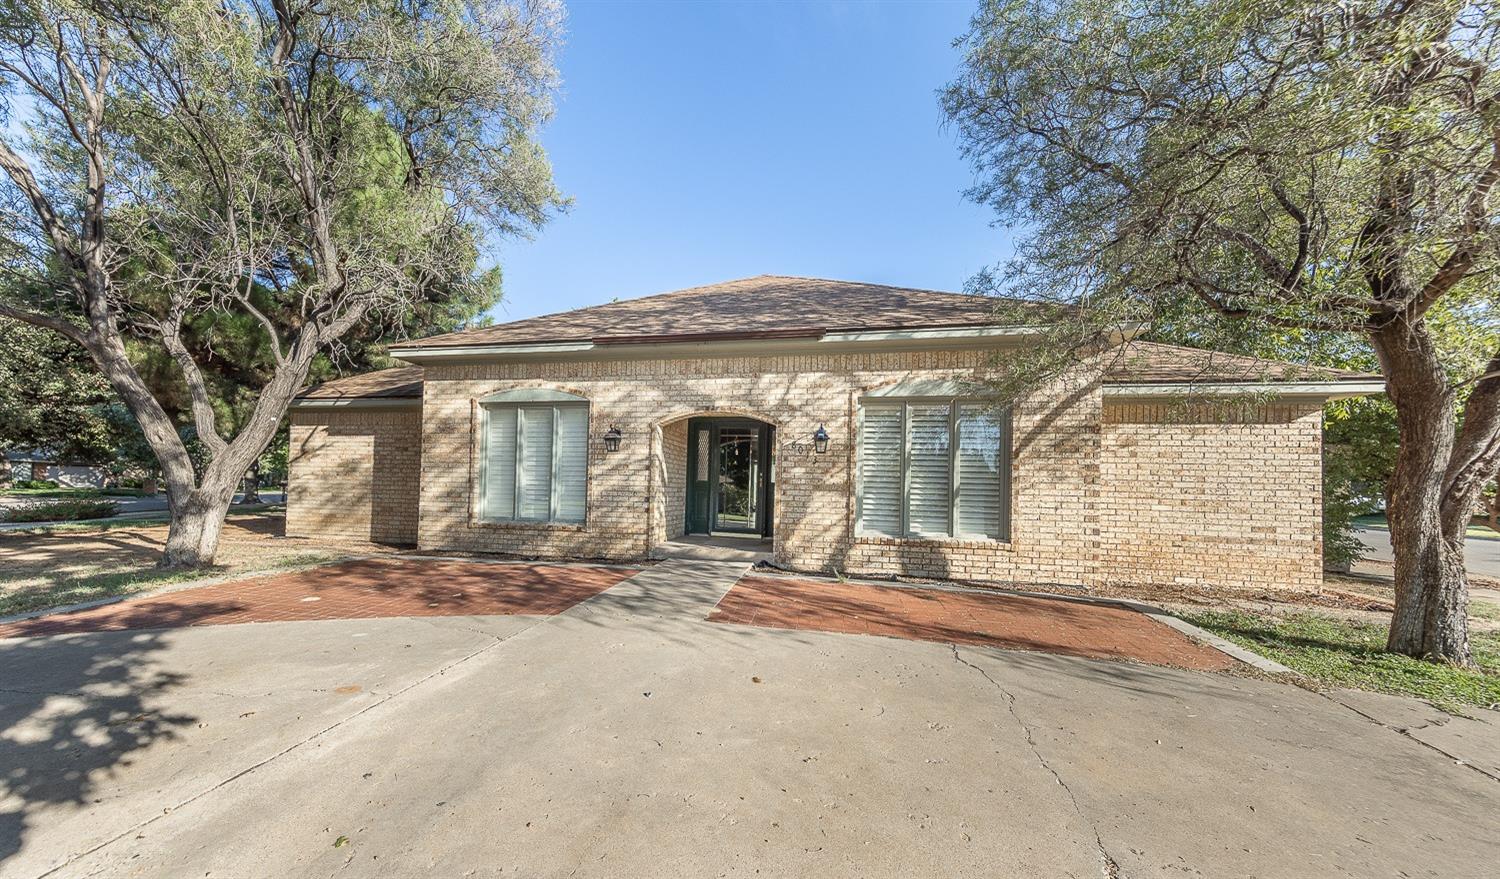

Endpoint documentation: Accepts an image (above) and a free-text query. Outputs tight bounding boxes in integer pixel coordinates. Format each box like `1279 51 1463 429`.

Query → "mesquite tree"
0 0 562 565
945 0 1500 665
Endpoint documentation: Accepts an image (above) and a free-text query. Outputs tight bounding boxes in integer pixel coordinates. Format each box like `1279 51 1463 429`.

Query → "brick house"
287 276 1381 592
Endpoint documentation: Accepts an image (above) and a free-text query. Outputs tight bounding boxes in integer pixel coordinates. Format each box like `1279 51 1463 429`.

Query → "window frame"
476 398 590 526
856 396 1012 542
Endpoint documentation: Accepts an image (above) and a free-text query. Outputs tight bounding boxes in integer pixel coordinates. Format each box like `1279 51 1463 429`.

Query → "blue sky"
486 0 1012 323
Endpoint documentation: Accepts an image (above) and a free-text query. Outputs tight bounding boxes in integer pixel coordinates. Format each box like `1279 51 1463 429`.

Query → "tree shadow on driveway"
0 616 205 868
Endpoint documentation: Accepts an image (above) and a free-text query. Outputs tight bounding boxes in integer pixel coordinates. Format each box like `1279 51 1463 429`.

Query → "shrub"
4 498 119 523
13 479 60 490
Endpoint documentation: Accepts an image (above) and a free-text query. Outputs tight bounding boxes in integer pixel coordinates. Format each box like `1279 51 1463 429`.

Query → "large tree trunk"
1371 321 1474 666
161 483 236 568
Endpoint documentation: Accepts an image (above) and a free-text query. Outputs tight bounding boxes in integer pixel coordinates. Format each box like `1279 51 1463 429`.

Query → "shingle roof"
390 275 1046 350
296 366 423 400
1103 342 1378 385
293 343 1378 402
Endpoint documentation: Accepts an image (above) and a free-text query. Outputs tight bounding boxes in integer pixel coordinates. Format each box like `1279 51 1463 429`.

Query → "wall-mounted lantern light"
603 425 623 453
812 423 830 454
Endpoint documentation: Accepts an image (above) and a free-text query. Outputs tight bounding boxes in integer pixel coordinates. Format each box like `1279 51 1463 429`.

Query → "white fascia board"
288 397 422 410
1103 380 1386 399
819 326 1043 343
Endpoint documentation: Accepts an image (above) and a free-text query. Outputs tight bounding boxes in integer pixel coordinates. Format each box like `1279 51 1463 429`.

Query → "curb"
1109 599 1294 674
0 595 131 626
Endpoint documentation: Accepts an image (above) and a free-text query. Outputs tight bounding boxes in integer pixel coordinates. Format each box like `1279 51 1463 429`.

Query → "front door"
685 419 773 536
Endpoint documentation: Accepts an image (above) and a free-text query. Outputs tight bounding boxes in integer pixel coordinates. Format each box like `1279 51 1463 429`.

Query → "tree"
0 317 122 463
0 0 562 566
944 0 1500 665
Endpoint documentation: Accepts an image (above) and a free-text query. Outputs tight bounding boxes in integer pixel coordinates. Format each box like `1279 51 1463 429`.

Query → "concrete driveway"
2 560 1497 878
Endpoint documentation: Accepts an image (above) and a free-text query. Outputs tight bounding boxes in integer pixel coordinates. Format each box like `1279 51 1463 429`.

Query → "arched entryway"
652 411 778 561
683 416 775 538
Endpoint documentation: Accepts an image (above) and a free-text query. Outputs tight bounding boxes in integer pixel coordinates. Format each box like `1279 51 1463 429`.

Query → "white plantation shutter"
483 406 518 520
516 407 555 520
859 405 904 536
554 406 588 523
857 399 1012 540
906 404 952 536
956 404 1008 539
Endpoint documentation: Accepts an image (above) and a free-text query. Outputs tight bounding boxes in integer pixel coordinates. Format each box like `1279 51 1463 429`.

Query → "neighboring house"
287 275 1382 591
2 451 109 488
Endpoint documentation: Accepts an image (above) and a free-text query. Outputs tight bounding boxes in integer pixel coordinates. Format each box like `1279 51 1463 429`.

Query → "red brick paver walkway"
0 558 638 639
709 575 1235 671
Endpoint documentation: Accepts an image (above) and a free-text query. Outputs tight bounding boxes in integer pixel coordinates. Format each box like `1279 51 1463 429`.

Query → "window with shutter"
956 404 1008 539
483 407 517 520
856 398 1011 541
858 405 903 536
479 400 589 525
516 407 555 520
906 404 952 536
554 406 588 523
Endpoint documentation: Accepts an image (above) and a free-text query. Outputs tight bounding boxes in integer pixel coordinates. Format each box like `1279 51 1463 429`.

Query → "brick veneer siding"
414 350 1107 588
660 418 689 541
1098 400 1324 591
286 350 1330 593
287 407 422 545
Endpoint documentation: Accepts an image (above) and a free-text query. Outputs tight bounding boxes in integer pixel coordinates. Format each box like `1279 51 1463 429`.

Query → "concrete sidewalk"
1 559 1496 878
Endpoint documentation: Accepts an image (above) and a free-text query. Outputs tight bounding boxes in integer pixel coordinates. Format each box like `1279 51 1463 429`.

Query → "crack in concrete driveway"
951 643 1123 879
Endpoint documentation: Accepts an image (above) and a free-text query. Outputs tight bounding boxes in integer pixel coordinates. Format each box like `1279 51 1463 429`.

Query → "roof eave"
289 397 423 410
1103 379 1385 400
385 324 1146 364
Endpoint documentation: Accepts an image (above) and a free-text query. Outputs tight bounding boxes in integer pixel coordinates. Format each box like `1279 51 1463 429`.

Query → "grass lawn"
0 511 392 618
0 556 333 618
1 487 148 498
1184 609 1500 715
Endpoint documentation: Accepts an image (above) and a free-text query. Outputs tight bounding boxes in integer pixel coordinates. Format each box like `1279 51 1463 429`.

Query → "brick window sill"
853 535 1014 551
469 519 588 533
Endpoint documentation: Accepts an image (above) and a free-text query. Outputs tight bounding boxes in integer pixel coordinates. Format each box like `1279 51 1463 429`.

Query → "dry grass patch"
0 512 401 617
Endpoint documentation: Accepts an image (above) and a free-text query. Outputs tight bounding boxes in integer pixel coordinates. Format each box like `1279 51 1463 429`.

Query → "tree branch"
158 316 227 457
0 300 88 345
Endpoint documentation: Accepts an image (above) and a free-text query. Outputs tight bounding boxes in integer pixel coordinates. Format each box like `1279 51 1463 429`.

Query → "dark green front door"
685 418 773 536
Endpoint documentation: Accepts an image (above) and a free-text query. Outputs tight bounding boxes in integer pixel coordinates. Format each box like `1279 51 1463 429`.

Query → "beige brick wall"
286 351 1328 593
660 418 689 541
1098 400 1324 591
287 406 422 545
414 350 1105 587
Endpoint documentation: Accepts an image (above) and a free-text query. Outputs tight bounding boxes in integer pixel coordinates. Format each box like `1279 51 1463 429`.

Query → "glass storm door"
712 426 760 533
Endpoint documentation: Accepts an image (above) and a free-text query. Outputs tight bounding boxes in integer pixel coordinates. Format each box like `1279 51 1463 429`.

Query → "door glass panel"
714 427 758 531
